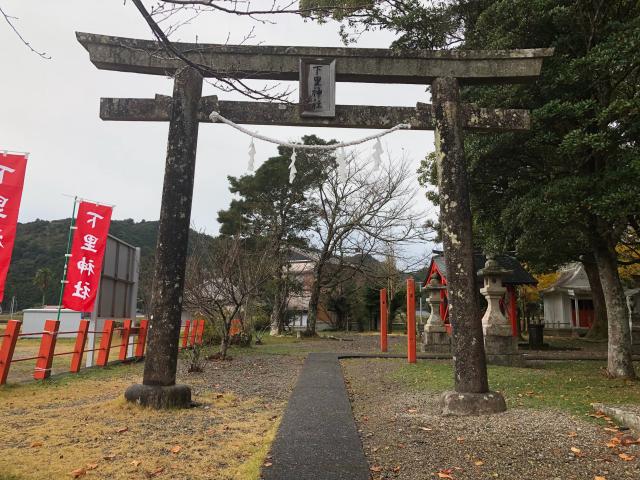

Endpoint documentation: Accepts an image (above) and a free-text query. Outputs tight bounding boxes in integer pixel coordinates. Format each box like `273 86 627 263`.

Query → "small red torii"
424 252 537 337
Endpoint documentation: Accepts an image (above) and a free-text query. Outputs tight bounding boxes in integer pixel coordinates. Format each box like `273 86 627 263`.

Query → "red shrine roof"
425 253 537 286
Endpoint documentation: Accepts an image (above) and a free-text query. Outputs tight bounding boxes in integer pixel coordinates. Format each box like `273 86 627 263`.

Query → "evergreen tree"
217 136 332 334
311 0 640 377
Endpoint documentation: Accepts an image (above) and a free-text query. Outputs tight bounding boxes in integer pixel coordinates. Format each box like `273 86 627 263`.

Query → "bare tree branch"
0 4 50 59
303 149 431 333
131 0 293 101
184 234 274 358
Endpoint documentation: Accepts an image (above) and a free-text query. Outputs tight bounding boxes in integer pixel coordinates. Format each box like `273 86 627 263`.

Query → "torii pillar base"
125 384 192 409
440 390 506 416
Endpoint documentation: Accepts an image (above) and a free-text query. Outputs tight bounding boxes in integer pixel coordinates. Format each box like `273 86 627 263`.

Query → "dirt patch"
343 358 640 480
0 353 302 480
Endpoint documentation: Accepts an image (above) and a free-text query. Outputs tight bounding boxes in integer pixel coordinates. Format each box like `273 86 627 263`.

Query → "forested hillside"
3 218 208 311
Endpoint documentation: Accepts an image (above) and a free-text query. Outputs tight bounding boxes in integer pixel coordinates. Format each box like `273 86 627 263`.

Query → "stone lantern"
477 255 523 366
422 273 451 353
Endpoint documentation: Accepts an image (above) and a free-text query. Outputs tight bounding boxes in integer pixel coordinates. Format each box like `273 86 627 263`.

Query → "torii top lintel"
76 32 553 85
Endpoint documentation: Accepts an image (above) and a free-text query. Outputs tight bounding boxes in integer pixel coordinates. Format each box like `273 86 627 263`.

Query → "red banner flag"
62 201 112 312
0 153 28 303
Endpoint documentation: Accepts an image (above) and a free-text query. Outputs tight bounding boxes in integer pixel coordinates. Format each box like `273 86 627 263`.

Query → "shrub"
184 344 205 373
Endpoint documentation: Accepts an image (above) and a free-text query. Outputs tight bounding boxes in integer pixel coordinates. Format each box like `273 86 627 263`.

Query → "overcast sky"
1 1 436 252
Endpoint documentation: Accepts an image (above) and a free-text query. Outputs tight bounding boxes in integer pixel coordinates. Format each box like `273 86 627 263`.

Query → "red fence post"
182 320 191 349
135 319 148 358
196 319 205 345
96 319 115 367
189 321 197 347
34 319 60 380
70 320 90 373
119 319 132 361
380 288 388 353
407 278 416 364
0 320 21 385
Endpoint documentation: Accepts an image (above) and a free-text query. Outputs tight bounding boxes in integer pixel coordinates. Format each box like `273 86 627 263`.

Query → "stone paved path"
261 352 369 480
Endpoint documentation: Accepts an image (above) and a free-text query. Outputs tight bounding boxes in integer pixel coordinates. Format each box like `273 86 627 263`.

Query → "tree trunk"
306 270 323 336
591 236 636 378
269 281 286 335
220 335 229 360
142 67 203 387
582 256 608 340
432 77 489 394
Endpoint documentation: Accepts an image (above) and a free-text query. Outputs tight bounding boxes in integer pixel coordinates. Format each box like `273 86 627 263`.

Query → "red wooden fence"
0 318 205 385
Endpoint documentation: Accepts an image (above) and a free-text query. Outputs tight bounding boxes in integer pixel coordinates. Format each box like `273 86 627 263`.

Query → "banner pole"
56 196 78 321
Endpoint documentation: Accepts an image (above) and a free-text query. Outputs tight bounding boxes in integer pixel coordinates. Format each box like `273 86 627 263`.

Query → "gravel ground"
257 333 633 361
255 333 409 354
183 353 303 402
342 358 640 480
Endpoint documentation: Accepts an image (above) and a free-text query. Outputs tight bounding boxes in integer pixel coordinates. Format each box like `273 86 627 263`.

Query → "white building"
542 263 640 333
21 307 83 338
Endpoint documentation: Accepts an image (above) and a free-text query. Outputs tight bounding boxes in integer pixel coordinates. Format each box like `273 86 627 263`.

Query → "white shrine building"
541 263 640 334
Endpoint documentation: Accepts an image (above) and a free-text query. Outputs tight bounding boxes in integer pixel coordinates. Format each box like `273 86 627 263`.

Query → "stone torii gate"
77 32 552 412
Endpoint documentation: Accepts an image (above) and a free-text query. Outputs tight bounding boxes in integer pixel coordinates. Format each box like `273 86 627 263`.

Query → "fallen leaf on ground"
618 453 635 461
621 435 639 446
436 469 454 479
71 468 86 478
85 463 98 471
474 460 484 466
594 476 607 480
571 447 582 456
567 431 578 437
131 460 141 467
393 465 401 473
103 454 115 461
456 437 465 443
370 465 383 472
419 427 432 431
30 441 43 448
170 445 182 454
604 427 618 433
407 408 418 413
150 467 164 477
263 462 273 467
117 427 128 434
606 437 621 448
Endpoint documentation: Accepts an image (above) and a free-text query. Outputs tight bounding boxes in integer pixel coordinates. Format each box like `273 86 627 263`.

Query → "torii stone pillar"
478 256 524 366
422 273 450 354
433 77 506 415
124 67 203 408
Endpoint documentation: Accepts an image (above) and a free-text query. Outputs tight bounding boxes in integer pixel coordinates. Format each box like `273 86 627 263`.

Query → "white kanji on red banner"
62 202 112 312
0 153 27 302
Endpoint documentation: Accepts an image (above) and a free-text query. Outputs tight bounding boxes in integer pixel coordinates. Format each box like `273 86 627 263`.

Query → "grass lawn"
0 348 287 480
392 360 640 416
